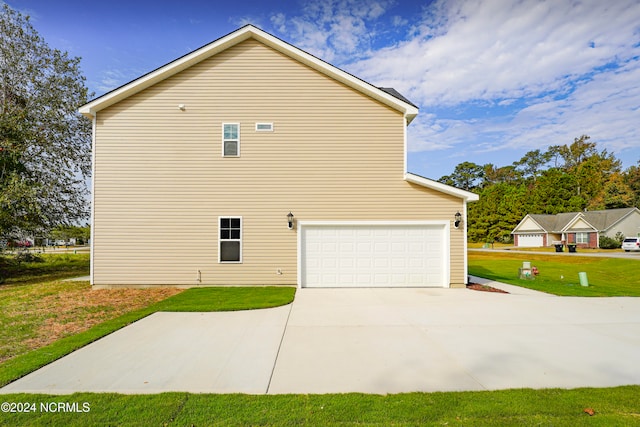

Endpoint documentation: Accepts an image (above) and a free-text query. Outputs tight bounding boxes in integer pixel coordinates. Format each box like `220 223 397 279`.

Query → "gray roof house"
511 207 640 248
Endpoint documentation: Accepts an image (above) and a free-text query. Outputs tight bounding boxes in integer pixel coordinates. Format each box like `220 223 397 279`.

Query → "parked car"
622 237 640 252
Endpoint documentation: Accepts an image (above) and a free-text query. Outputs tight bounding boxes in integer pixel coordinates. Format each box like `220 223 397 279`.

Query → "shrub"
599 235 621 249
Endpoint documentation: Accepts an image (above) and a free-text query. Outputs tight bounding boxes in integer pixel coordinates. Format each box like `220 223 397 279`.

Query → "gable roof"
581 207 639 231
561 213 597 232
513 207 640 233
79 25 419 123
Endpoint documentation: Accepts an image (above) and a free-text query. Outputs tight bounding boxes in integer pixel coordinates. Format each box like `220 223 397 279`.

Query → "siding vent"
255 123 274 132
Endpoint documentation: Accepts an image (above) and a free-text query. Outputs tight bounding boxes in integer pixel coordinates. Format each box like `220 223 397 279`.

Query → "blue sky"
6 0 640 180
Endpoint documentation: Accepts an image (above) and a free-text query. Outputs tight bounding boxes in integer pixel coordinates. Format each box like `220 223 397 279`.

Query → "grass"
153 286 297 311
1 253 639 425
469 251 640 296
1 386 639 426
0 284 295 388
0 252 90 285
0 280 181 364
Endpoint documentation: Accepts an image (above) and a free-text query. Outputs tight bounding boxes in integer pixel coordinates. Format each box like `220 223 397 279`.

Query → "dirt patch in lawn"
466 283 509 294
1 283 182 363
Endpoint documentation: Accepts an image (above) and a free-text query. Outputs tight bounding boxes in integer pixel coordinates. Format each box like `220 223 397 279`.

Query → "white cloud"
408 53 640 171
93 68 140 95
351 0 640 107
321 0 640 173
506 57 640 151
271 0 396 62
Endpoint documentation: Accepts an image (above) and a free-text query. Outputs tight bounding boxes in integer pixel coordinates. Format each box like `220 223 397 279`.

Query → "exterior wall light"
454 211 462 229
287 212 294 230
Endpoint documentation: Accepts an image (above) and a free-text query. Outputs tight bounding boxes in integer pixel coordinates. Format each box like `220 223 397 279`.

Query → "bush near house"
599 235 621 249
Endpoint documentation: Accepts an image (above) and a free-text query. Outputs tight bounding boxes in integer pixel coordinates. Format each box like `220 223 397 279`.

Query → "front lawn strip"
0 286 295 388
2 386 639 426
469 251 640 296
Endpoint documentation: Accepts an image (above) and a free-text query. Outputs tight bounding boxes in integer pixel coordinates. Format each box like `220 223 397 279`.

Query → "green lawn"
2 254 640 425
153 286 297 311
2 386 639 426
0 285 295 388
0 252 90 284
469 251 640 296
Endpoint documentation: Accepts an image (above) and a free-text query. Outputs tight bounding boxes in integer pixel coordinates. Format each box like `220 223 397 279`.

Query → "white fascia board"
79 27 254 118
79 25 418 122
511 214 544 234
561 213 597 232
404 173 479 202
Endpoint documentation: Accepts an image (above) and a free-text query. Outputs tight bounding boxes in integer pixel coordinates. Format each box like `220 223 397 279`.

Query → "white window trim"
222 123 240 157
576 232 589 244
218 216 243 263
255 122 274 132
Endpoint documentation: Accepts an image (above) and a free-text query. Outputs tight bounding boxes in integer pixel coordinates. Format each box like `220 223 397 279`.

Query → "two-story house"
80 25 478 288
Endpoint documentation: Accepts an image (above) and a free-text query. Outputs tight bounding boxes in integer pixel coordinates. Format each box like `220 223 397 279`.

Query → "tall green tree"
469 182 527 242
439 161 484 191
438 135 638 243
514 149 552 181
594 172 636 209
0 4 91 237
551 135 598 170
623 161 640 207
530 168 586 214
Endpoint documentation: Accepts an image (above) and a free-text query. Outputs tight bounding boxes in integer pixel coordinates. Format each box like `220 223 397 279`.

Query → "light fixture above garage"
287 212 294 230
454 211 462 229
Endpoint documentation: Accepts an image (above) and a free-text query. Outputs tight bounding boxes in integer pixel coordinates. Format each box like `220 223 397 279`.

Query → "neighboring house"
79 25 478 289
512 207 640 248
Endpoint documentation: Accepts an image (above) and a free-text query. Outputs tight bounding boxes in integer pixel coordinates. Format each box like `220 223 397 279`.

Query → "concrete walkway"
2 283 640 395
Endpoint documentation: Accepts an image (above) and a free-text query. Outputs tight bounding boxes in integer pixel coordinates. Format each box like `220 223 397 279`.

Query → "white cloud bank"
273 0 640 173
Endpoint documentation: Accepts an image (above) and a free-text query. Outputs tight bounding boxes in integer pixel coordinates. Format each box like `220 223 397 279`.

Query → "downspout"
90 112 96 286
403 115 408 175
463 200 469 285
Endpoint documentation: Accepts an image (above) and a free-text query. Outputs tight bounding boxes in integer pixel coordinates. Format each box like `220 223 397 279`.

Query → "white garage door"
300 223 448 288
517 234 544 247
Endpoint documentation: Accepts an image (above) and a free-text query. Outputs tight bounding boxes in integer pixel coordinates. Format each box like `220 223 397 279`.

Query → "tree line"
439 135 640 243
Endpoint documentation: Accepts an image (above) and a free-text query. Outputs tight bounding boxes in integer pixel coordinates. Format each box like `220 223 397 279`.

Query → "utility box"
579 272 589 287
519 262 534 280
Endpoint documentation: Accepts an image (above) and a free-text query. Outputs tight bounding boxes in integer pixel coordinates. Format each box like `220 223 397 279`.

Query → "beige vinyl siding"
93 39 466 287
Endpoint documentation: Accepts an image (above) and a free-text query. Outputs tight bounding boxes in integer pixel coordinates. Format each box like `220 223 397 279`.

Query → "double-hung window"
222 123 240 157
576 232 589 244
219 217 242 262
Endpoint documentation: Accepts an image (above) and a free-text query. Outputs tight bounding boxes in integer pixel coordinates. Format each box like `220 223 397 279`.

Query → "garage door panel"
302 224 447 288
518 234 543 247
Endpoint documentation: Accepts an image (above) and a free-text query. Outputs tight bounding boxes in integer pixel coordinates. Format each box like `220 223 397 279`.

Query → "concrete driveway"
2 279 640 395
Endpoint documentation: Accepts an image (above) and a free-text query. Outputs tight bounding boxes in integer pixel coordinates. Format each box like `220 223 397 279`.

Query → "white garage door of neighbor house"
301 223 448 288
517 234 544 247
